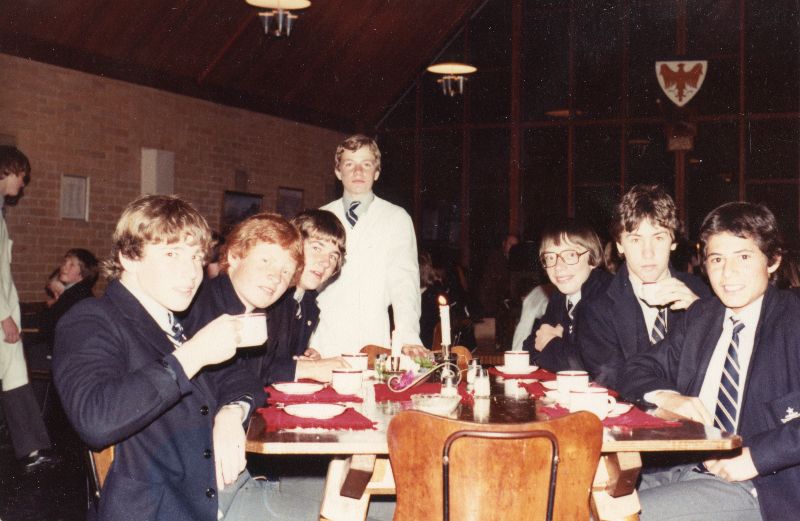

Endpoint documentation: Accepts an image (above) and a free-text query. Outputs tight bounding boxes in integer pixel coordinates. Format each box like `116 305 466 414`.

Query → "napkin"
257 406 376 432
489 367 557 380
373 382 472 403
265 384 363 405
539 404 681 428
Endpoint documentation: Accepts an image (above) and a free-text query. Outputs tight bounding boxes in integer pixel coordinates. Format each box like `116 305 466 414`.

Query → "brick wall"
0 53 345 301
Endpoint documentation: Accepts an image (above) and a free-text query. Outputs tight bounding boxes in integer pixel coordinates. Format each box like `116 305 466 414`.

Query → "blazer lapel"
686 302 726 395
106 280 178 357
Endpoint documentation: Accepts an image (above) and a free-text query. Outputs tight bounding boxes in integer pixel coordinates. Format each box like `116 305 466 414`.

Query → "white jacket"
311 196 421 357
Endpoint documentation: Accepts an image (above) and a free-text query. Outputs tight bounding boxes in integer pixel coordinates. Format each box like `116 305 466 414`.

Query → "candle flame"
437 295 448 306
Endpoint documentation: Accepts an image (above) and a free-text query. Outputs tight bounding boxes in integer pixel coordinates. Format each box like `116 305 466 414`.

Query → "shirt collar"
725 295 763 330
119 277 173 334
343 192 375 216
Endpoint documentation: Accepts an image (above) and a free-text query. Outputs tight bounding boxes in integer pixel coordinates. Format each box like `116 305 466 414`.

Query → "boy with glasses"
577 185 710 390
622 202 799 521
522 220 611 372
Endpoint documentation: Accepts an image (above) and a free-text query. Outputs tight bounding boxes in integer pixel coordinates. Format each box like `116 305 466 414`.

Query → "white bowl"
411 394 461 416
272 382 325 395
282 403 347 419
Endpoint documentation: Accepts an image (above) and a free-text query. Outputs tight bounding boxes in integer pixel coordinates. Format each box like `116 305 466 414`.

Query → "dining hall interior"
0 0 799 520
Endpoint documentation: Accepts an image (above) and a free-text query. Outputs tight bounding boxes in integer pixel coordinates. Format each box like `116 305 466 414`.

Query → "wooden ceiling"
0 0 483 131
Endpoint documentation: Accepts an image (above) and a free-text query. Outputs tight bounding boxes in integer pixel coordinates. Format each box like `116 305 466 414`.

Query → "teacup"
234 313 268 347
504 351 529 371
331 369 363 396
569 387 617 420
640 281 661 306
342 353 369 371
556 370 589 406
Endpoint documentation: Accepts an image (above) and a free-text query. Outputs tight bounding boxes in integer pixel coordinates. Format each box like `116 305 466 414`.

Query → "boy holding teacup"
621 202 800 520
577 184 710 390
53 195 304 521
183 212 347 385
521 219 612 372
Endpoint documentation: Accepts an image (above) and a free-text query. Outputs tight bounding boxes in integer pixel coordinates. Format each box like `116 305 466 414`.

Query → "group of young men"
523 184 800 520
3 132 798 520
44 134 419 521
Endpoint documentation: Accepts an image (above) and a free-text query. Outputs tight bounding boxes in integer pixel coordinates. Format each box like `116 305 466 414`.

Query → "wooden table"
246 377 741 521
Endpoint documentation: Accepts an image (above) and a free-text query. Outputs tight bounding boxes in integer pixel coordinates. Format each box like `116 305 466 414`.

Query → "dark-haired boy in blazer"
622 202 800 520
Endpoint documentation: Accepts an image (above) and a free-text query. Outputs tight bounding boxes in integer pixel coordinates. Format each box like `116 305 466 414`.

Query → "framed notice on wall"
221 190 263 235
60 175 90 220
276 187 304 219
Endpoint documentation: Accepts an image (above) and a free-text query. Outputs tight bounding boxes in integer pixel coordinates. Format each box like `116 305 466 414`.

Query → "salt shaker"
474 367 491 397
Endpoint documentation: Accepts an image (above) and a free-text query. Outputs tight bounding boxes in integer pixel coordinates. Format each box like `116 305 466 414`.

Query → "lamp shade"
426 62 477 75
246 0 310 9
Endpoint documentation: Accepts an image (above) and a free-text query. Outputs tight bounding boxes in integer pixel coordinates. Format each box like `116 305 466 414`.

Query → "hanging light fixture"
426 62 477 96
246 0 310 37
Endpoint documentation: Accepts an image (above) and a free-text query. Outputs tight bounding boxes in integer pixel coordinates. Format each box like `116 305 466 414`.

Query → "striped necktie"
346 201 360 227
649 308 668 344
168 313 185 345
566 298 575 335
714 318 745 434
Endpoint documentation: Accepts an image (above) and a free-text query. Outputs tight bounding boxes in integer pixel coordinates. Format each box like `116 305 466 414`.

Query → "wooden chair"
387 410 602 521
86 445 115 506
359 344 390 370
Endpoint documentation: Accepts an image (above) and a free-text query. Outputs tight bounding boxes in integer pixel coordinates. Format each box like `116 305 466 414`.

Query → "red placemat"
257 406 376 432
539 404 681 428
488 367 556 380
265 384 362 405
373 382 472 403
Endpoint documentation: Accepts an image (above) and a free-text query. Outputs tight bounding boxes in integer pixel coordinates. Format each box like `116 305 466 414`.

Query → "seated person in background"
522 220 611 372
578 184 710 390
44 268 64 307
38 248 98 347
419 251 446 348
260 209 349 382
183 212 346 385
621 202 799 521
53 195 316 521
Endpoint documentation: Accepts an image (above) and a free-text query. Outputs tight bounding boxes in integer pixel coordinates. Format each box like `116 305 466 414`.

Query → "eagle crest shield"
655 60 708 107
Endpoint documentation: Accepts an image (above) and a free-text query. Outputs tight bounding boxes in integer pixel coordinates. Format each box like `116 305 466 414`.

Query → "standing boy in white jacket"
311 135 426 358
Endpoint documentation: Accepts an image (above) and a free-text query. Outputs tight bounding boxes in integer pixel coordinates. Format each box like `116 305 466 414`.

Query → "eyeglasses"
540 250 589 268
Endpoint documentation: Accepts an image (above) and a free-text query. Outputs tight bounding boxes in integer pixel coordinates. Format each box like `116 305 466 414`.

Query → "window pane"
746 183 799 236
575 125 621 184
521 127 568 238
469 129 510 268
574 1 623 118
626 125 674 187
686 122 740 237
574 184 620 241
747 119 800 180
420 130 463 244
378 132 416 214
628 2 677 117
521 7 568 120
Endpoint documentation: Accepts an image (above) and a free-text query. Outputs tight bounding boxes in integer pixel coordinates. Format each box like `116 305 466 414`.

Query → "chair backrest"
359 344 391 369
387 410 602 521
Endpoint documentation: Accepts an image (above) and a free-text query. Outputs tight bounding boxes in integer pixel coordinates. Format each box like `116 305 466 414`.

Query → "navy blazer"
621 286 800 520
522 268 612 372
577 263 711 390
262 289 320 383
38 276 95 347
53 280 258 521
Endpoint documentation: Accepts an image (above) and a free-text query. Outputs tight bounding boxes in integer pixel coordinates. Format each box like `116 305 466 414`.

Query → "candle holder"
386 361 462 393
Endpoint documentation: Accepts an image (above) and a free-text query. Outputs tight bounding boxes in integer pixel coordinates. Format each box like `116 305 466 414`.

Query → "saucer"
282 403 346 419
495 365 538 374
272 382 325 395
607 402 634 417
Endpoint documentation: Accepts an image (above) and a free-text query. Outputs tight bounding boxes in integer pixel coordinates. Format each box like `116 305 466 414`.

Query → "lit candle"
438 295 452 347
391 329 402 357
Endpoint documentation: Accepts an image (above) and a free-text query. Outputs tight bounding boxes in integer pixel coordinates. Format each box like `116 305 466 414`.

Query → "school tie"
566 298 575 335
649 308 668 344
346 201 360 227
167 313 185 345
713 318 745 434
